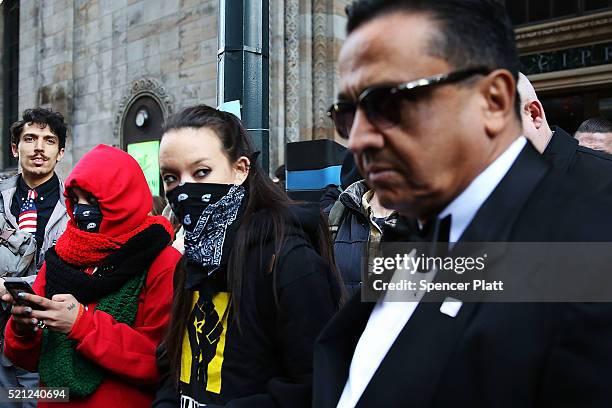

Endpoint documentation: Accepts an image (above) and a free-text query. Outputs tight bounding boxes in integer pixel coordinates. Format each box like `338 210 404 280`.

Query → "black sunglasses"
327 67 491 139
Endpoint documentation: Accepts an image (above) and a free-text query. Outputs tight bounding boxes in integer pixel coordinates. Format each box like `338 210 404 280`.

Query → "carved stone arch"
113 77 174 148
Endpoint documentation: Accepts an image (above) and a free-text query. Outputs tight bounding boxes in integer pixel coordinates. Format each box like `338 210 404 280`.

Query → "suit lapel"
460 142 549 243
355 143 550 407
356 300 480 408
314 293 375 408
542 127 577 174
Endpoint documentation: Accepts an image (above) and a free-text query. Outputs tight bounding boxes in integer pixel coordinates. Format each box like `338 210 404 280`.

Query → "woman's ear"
233 156 251 185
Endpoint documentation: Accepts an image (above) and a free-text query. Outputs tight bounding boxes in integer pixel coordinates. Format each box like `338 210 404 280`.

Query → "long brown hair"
161 105 343 382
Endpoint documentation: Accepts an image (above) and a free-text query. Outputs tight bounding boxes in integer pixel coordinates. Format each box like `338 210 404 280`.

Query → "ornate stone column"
312 0 333 140
284 0 301 143
268 0 350 172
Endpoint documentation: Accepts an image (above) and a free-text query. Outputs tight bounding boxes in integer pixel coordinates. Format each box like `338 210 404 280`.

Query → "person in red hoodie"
2 144 181 407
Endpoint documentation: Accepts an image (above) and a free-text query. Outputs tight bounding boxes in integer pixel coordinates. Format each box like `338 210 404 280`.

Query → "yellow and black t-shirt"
176 224 341 408
180 291 230 400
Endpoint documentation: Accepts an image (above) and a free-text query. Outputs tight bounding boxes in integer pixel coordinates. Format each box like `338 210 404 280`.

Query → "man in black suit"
318 1 612 407
517 72 612 194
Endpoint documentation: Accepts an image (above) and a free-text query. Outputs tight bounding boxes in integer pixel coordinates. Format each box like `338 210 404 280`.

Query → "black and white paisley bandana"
166 182 247 289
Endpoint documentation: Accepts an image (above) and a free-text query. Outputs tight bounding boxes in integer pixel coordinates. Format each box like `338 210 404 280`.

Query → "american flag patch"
18 190 37 234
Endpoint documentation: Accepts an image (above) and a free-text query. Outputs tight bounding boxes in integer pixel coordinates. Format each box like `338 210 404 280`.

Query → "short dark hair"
10 108 68 149
576 117 612 134
346 0 520 80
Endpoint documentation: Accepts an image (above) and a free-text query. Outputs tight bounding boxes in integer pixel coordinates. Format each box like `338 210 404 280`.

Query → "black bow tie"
382 214 452 244
381 214 452 273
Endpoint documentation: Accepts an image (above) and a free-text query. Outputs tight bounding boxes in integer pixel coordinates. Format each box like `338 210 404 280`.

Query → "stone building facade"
1 0 351 180
507 1 612 133
2 0 220 179
4 1 612 181
269 0 350 162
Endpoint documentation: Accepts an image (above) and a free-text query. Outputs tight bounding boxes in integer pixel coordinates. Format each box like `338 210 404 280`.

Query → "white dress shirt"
336 136 528 408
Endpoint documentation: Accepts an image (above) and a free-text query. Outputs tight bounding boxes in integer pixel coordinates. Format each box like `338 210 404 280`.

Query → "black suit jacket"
313 142 612 408
544 126 612 195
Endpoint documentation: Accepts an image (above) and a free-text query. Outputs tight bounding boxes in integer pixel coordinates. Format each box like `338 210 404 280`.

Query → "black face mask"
166 182 247 290
166 183 235 233
73 203 103 233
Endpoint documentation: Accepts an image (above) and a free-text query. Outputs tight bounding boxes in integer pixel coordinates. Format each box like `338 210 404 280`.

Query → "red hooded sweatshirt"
4 144 181 407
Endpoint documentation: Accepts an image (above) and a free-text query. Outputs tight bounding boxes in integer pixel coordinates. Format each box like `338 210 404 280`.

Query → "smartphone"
3 277 44 310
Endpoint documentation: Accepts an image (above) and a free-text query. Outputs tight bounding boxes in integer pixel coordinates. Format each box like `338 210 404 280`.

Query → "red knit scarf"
55 215 174 267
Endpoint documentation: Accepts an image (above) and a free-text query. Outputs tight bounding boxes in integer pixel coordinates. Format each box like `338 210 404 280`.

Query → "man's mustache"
361 150 397 170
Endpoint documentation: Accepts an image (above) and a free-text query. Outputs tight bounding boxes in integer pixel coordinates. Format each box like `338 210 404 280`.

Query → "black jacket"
330 182 370 297
544 126 612 195
154 204 341 408
326 181 397 298
313 142 612 408
319 185 341 211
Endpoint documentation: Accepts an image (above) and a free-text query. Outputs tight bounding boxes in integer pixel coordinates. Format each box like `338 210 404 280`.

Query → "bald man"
518 73 612 195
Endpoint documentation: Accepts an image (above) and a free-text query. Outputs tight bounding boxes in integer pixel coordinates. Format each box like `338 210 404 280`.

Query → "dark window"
599 97 612 121
122 96 165 195
540 88 612 134
540 94 584 134
528 0 551 22
504 0 612 26
553 0 579 17
506 0 528 25
122 96 165 148
584 0 612 12
3 0 19 168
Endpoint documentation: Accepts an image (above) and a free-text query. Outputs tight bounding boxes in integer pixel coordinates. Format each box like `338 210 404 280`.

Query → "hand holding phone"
1 278 51 335
3 277 44 310
2 283 82 335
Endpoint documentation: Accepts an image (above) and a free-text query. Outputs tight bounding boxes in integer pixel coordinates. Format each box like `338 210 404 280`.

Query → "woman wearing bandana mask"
3 145 181 407
154 105 344 408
